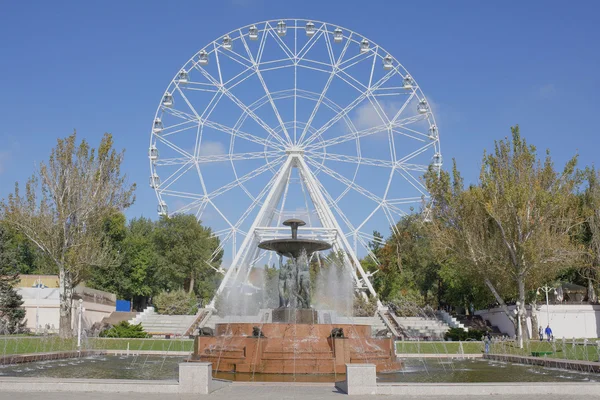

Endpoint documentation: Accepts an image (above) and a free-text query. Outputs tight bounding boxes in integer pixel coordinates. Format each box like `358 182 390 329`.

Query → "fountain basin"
190 323 401 374
257 238 331 259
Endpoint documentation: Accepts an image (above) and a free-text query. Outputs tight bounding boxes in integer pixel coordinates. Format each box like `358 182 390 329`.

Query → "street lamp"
536 285 557 326
77 299 85 351
514 301 523 349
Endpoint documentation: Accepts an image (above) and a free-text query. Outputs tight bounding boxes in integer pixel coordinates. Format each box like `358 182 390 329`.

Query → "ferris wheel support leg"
296 156 382 309
207 157 294 309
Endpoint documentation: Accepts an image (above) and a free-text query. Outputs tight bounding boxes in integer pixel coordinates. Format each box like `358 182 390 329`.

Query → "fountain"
190 219 401 374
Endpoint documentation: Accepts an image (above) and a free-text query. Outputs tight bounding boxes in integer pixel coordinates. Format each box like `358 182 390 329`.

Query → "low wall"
19 285 116 333
335 363 600 396
485 353 600 373
475 304 600 339
0 362 228 394
0 350 105 366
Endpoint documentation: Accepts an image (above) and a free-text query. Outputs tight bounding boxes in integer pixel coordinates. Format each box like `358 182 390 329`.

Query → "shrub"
444 327 486 341
154 289 197 315
100 321 148 338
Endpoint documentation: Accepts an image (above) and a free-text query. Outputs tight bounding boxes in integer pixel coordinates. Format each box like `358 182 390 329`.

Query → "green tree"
580 167 600 302
88 215 160 310
1 132 135 337
0 225 26 333
153 214 221 302
154 289 197 315
427 126 581 342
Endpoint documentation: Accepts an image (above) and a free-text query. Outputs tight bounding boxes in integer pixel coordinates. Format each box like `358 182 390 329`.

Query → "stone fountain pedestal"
190 321 401 374
271 308 318 324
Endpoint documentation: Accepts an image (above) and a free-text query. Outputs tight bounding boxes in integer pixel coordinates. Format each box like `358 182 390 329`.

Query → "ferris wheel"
148 19 441 306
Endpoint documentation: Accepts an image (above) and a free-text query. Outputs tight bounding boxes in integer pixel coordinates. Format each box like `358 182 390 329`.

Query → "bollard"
336 364 377 395
179 362 213 394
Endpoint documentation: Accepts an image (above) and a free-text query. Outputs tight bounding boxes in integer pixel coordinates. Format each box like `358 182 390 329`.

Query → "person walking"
538 326 544 341
544 325 553 342
483 332 492 354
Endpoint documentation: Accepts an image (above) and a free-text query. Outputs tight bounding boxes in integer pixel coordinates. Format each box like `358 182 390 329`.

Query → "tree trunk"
530 300 540 340
58 268 74 338
517 277 529 341
588 278 597 303
188 273 195 295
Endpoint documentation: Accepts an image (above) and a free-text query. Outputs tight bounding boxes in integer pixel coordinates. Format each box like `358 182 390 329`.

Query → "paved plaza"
2 385 600 400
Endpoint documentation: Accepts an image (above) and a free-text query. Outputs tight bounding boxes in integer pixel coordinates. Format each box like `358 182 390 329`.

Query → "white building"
476 304 600 339
17 275 116 334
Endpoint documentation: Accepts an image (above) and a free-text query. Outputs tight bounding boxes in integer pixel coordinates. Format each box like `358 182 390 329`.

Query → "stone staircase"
390 315 451 340
129 307 202 337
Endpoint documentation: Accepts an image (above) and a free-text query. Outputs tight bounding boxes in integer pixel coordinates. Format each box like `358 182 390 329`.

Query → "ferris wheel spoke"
354 203 383 232
205 150 281 164
338 51 374 71
301 68 397 147
153 157 192 167
206 198 236 230
386 197 427 206
305 157 379 205
159 189 205 201
202 119 282 150
232 163 285 231
238 33 293 145
193 64 289 147
216 45 255 70
264 22 295 60
157 162 196 191
297 31 353 144
162 107 198 123
396 168 429 196
311 152 393 168
155 134 194 159
160 121 199 138
206 155 285 200
396 141 436 164
335 69 368 92
305 114 423 151
296 29 325 59
312 176 358 233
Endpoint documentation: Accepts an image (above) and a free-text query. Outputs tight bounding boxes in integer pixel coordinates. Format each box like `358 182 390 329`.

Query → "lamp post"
514 301 523 349
536 285 557 327
77 299 84 351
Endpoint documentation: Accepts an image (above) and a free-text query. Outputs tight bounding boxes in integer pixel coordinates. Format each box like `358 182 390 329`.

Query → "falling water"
312 257 354 316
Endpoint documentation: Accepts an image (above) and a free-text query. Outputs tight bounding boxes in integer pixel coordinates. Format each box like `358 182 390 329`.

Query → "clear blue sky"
1 0 598 223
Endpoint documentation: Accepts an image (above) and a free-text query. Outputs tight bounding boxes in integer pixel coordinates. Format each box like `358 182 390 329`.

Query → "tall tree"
1 132 135 337
0 225 26 333
153 214 221 302
427 126 581 342
581 167 600 302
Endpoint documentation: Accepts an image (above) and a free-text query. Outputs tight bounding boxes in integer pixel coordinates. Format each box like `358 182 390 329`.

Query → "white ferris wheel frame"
148 19 442 309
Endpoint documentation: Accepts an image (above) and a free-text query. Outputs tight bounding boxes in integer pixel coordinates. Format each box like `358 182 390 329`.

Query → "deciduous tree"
1 132 135 337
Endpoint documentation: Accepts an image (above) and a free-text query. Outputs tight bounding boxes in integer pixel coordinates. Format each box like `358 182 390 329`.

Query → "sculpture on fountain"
259 218 330 323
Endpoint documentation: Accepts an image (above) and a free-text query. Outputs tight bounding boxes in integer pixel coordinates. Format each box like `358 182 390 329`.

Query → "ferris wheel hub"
285 146 305 156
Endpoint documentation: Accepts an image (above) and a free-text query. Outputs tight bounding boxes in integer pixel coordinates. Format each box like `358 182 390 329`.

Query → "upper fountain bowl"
258 219 332 259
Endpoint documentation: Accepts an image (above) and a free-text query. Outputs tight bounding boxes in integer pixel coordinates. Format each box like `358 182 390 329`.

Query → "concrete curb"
485 353 600 373
0 363 229 394
0 350 105 365
336 363 600 396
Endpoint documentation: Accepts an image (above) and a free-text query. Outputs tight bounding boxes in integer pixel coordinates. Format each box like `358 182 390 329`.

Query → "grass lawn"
395 339 600 362
0 337 194 356
490 339 600 362
395 341 483 354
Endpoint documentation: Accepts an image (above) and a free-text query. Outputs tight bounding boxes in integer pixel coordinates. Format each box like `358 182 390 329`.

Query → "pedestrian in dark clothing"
544 325 553 342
